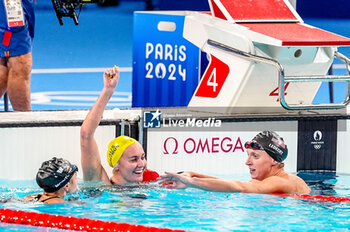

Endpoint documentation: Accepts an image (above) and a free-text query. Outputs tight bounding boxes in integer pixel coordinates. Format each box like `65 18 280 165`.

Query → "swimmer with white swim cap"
159 131 311 194
80 66 158 185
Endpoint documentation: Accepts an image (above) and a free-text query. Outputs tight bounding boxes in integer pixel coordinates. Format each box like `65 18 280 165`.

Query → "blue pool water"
1 174 350 231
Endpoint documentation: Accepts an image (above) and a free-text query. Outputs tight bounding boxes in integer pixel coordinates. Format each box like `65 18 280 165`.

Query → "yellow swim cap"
107 135 138 167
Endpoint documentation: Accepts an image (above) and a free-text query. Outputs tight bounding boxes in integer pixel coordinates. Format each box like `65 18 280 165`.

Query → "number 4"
269 82 290 102
207 68 218 92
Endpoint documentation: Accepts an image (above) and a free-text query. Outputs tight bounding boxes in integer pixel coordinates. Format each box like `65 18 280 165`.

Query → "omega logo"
163 137 179 155
162 136 244 155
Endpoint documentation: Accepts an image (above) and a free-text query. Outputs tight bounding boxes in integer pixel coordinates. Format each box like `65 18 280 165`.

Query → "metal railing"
3 92 9 111
208 39 350 110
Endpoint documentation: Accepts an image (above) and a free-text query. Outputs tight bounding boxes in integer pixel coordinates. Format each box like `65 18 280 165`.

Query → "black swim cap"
36 157 78 193
245 131 288 162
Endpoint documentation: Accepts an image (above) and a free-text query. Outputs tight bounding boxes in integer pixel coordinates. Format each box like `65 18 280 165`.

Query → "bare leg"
7 52 32 111
0 57 9 98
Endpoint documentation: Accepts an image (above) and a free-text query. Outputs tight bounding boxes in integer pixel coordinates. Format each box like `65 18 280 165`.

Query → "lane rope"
276 194 350 203
0 208 187 232
1 194 348 230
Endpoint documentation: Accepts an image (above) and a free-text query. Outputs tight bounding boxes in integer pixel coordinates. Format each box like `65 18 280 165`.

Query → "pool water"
1 173 350 231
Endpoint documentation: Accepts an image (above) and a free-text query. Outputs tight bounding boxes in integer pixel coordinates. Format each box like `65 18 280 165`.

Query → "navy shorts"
0 0 35 58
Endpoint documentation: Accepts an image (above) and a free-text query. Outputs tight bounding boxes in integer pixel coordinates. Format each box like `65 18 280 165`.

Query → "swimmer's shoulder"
21 193 41 202
22 193 65 204
287 173 311 194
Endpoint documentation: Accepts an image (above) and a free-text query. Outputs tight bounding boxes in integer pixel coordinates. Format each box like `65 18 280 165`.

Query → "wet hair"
36 157 78 193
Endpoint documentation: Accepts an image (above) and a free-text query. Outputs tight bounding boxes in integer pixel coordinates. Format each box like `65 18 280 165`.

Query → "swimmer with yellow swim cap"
106 135 147 184
107 135 138 168
80 66 158 185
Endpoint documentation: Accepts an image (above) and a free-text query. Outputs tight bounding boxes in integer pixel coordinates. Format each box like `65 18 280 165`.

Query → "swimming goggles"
71 164 78 174
244 141 264 150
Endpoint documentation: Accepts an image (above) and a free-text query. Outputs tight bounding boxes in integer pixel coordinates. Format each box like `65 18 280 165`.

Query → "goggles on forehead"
71 164 78 174
244 141 264 151
54 164 78 178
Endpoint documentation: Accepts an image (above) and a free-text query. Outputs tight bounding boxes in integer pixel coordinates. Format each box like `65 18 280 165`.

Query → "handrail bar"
285 75 350 82
207 39 350 110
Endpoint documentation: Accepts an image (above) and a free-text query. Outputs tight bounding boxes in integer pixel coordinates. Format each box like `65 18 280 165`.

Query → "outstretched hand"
158 172 191 189
103 66 120 90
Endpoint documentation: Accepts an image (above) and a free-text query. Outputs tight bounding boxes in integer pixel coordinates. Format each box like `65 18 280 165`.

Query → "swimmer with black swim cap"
23 157 78 204
159 131 311 194
244 130 288 163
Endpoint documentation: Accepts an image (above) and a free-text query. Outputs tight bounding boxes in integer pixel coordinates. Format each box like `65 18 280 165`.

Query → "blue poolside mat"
25 1 142 111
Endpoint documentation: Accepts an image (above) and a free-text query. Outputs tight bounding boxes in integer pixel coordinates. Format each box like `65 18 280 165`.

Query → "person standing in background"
0 0 35 111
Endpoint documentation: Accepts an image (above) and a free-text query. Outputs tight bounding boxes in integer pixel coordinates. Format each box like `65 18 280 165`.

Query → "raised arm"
80 67 119 184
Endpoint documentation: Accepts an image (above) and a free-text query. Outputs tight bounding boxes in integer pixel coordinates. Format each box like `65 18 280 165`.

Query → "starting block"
185 0 350 112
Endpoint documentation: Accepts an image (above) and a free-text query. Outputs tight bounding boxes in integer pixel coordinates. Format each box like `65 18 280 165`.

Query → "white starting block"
185 0 350 112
